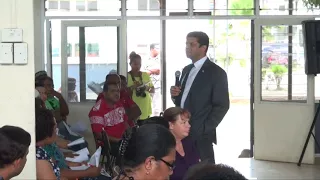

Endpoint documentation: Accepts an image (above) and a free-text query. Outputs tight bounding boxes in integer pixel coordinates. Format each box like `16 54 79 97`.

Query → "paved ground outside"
215 103 251 161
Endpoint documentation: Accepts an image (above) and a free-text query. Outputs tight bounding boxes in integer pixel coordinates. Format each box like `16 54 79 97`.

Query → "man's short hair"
0 126 31 168
187 31 209 53
183 162 247 180
103 82 118 92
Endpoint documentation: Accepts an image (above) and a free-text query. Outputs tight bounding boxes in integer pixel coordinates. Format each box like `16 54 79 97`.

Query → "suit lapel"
184 59 211 108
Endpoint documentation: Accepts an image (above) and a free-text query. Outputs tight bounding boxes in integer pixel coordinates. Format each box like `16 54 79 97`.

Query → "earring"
146 171 150 175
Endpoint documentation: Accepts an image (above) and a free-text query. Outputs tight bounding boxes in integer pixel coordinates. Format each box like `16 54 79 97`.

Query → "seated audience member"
41 76 69 119
89 82 132 156
97 74 141 124
0 126 31 180
35 70 48 84
67 77 79 102
183 161 247 180
36 74 88 151
44 143 110 180
143 107 200 180
115 124 176 180
35 108 62 180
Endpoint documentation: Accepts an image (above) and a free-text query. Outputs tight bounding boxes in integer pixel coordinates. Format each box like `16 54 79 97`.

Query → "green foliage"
261 68 267 81
302 0 320 10
271 65 288 90
271 65 287 76
216 53 235 68
239 59 247 68
229 0 254 15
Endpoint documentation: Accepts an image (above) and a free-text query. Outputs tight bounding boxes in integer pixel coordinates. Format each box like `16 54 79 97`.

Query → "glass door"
60 20 126 103
253 18 315 164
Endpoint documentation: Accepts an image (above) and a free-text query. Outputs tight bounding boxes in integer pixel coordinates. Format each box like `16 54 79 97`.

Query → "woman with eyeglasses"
115 124 176 180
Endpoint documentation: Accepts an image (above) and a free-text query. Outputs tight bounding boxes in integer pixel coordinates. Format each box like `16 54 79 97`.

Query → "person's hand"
170 86 181 97
85 166 102 177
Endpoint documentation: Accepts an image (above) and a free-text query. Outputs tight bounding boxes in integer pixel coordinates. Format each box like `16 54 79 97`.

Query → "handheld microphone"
175 71 181 86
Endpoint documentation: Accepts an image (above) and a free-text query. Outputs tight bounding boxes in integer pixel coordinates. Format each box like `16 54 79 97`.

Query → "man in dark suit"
170 31 230 162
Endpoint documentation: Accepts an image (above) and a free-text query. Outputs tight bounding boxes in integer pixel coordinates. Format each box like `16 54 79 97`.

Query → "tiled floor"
216 158 320 180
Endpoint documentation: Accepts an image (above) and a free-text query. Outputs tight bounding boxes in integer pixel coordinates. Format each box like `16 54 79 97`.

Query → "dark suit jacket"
174 59 230 144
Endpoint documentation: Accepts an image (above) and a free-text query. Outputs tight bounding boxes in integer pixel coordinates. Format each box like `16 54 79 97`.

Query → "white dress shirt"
181 56 207 108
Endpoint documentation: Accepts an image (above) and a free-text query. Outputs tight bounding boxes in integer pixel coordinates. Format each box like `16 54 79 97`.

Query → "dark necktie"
180 64 195 92
175 64 194 107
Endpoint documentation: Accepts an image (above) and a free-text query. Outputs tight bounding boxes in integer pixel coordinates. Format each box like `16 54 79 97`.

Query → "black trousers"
195 138 215 163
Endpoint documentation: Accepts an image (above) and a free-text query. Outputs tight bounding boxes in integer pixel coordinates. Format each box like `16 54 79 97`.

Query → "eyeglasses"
160 159 175 170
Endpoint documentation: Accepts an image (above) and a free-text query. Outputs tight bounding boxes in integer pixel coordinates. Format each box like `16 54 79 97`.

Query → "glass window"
67 43 72 57
259 0 320 15
87 0 98 11
87 43 99 57
261 25 306 102
52 48 60 57
75 43 80 57
60 0 70 11
127 20 162 115
127 0 161 16
51 20 63 93
48 0 58 10
76 0 86 11
260 0 288 15
45 0 121 16
167 0 188 15
194 0 253 15
84 27 118 101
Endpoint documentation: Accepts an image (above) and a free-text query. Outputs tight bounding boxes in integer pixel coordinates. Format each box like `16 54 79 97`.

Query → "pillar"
0 0 41 179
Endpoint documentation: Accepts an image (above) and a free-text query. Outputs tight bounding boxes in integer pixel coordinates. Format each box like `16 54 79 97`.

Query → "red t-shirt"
88 99 129 139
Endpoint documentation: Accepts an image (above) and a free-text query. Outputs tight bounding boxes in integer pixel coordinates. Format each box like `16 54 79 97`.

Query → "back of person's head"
186 31 209 53
129 51 141 64
183 162 247 180
119 75 126 82
143 116 169 129
117 124 176 179
109 69 117 74
0 126 31 178
35 108 56 143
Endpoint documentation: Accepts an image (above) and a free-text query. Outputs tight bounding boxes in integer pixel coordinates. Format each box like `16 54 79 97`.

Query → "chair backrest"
101 128 112 154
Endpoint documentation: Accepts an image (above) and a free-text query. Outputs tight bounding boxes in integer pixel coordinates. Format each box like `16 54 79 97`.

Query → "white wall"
0 0 38 179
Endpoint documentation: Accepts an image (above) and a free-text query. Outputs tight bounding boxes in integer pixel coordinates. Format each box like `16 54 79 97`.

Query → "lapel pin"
202 70 204 73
